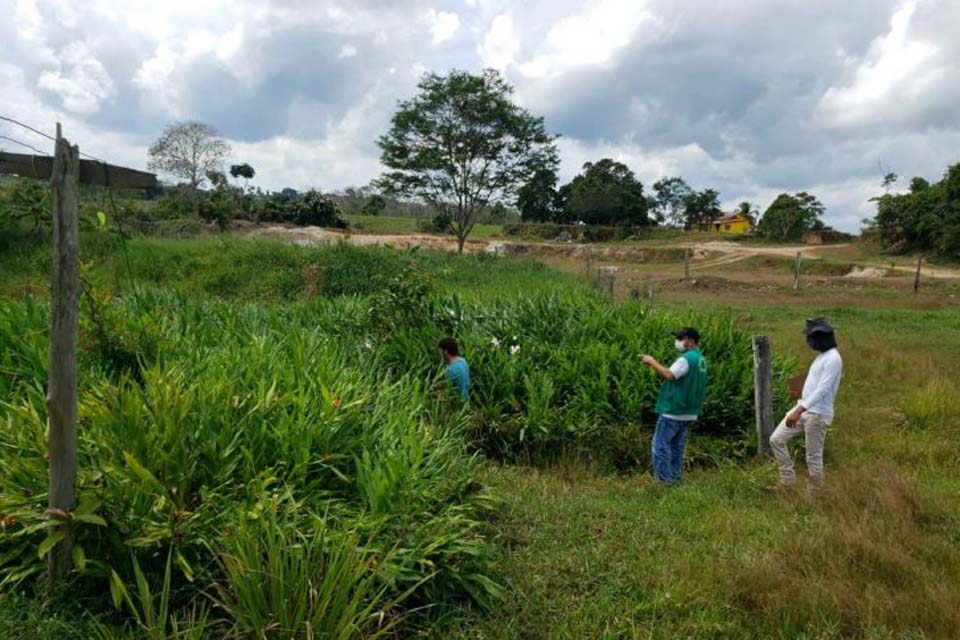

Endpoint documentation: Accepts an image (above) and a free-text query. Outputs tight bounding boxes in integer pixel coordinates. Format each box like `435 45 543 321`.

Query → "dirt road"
240 224 960 279
242 224 695 262
686 240 960 279
247 224 471 253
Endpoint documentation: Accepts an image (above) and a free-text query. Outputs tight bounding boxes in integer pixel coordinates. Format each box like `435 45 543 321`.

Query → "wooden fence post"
46 123 80 591
594 266 615 299
913 255 923 294
684 249 690 280
793 251 802 291
752 335 774 456
646 283 655 313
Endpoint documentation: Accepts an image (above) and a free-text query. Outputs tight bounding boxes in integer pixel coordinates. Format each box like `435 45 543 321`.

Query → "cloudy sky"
2 0 959 230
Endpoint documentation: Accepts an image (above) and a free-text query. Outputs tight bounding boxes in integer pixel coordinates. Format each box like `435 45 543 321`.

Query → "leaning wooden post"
646 283 655 313
46 123 80 591
793 251 802 291
913 255 923 294
752 335 774 456
683 249 690 280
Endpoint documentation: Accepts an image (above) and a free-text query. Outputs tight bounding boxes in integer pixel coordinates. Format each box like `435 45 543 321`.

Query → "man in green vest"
640 327 708 485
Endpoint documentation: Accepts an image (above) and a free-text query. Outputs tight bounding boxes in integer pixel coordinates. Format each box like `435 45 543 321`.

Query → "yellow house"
709 212 753 234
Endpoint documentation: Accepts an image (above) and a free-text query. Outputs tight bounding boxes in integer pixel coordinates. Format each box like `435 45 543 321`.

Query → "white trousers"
769 413 829 487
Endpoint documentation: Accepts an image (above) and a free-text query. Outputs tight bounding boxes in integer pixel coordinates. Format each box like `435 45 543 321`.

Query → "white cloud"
817 1 938 128
3 0 959 235
0 62 148 170
427 9 461 45
230 78 390 191
478 13 519 69
14 0 43 43
516 0 656 78
130 23 256 117
36 42 116 113
557 137 754 189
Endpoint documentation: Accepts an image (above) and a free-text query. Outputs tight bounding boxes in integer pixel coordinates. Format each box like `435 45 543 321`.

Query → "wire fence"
1 114 111 164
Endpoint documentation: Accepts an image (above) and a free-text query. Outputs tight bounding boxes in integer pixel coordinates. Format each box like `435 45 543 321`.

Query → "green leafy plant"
94 549 209 640
0 243 786 636
209 497 408 639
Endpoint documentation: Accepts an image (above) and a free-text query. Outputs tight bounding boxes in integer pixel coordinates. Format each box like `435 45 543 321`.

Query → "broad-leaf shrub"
0 255 788 633
0 293 495 635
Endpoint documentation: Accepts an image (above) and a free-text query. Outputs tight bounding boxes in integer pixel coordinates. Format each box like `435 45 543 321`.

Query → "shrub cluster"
416 212 453 234
256 189 347 228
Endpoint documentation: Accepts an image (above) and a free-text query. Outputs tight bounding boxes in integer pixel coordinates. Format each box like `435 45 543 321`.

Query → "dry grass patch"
726 465 960 638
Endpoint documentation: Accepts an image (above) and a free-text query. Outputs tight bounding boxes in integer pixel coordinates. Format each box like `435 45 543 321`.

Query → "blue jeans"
652 416 690 485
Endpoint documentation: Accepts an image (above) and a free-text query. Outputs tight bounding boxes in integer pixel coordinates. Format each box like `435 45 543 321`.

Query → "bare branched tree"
148 121 231 217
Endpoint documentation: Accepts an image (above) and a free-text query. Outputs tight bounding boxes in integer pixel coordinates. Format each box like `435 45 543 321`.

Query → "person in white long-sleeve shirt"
770 317 843 489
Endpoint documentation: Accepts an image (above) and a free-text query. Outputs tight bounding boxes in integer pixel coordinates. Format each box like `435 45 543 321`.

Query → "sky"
2 0 959 231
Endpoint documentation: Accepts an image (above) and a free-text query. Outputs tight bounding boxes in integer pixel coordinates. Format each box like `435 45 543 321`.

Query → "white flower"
491 337 501 348
364 339 373 350
509 344 520 355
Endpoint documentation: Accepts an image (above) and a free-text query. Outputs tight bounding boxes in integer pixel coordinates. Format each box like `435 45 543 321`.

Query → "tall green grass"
0 234 580 300
0 241 787 636
903 377 960 432
0 292 497 636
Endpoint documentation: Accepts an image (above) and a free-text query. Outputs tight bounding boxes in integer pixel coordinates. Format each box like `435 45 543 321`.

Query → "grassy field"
0 233 574 301
429 301 960 638
448 241 958 637
1 232 958 639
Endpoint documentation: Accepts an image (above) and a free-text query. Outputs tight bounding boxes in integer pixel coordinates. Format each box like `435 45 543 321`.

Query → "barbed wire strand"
1 113 141 296
0 134 50 156
0 134 48 179
1 113 111 164
0 114 55 142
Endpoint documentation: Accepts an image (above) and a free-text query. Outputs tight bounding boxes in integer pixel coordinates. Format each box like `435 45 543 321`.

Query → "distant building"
708 212 753 234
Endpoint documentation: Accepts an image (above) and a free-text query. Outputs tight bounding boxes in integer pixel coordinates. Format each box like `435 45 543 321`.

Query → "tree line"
138 87 831 249
868 164 960 260
3 68 857 252
373 69 837 250
517 164 733 230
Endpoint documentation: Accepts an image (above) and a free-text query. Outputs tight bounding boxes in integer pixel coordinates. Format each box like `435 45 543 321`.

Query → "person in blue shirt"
438 337 470 403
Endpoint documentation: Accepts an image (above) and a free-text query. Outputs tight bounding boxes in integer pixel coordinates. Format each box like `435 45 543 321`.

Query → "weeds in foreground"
903 377 960 432
726 465 960 638
209 502 409 640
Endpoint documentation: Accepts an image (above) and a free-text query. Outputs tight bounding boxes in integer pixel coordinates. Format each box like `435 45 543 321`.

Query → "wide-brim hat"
802 316 835 335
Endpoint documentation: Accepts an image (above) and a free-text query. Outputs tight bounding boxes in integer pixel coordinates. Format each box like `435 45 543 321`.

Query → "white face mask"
675 339 687 352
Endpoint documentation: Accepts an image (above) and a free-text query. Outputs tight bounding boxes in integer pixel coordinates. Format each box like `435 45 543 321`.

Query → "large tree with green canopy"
757 192 825 241
653 176 693 227
563 159 652 227
517 167 559 223
377 69 558 253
